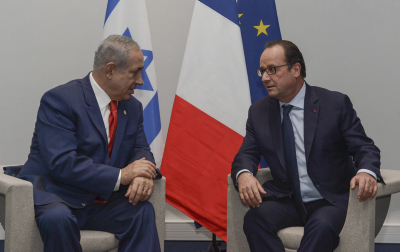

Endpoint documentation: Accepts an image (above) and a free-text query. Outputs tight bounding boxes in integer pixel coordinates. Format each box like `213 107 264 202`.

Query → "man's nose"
136 72 144 85
262 71 271 82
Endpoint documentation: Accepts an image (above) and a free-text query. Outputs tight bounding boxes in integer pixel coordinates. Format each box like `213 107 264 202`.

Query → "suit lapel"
81 74 108 147
304 84 320 164
269 98 286 171
110 100 128 165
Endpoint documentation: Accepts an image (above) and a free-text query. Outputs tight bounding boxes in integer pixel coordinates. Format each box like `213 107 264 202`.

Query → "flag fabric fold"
162 0 251 240
103 0 164 166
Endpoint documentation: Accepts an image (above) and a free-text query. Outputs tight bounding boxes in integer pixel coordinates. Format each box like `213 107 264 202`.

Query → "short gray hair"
93 35 139 71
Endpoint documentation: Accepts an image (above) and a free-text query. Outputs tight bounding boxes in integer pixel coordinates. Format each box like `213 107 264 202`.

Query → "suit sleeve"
341 94 382 181
36 90 120 199
231 107 262 185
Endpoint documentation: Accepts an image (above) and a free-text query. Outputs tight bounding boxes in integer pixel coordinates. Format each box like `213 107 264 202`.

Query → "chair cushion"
80 230 119 252
277 226 304 250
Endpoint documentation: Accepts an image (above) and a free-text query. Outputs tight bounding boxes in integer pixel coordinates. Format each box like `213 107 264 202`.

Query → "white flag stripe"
133 89 156 109
176 1 251 136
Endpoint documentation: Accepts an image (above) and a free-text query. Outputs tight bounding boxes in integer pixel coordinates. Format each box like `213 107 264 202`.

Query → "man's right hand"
238 172 267 208
120 157 157 186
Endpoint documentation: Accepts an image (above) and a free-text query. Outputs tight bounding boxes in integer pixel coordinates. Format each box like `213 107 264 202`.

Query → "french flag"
162 0 251 240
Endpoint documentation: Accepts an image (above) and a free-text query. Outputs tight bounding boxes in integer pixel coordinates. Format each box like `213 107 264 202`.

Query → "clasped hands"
121 157 158 205
237 171 378 207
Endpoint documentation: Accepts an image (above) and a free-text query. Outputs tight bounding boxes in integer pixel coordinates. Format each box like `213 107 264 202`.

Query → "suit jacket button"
81 202 86 207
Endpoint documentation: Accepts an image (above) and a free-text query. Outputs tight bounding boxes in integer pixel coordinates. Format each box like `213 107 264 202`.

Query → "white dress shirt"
90 72 121 191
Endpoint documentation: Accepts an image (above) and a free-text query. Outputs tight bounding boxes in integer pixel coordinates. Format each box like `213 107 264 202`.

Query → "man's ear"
292 62 301 78
105 62 116 79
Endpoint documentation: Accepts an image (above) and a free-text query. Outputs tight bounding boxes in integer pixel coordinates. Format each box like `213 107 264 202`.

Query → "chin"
267 91 277 98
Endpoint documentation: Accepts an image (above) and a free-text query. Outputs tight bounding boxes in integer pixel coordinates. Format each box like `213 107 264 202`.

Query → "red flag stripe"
162 95 244 241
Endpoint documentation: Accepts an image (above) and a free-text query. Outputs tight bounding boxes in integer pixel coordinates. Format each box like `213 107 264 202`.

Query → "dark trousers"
35 190 161 252
243 197 346 252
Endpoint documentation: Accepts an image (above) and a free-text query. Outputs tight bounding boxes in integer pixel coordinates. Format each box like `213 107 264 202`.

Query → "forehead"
260 45 286 66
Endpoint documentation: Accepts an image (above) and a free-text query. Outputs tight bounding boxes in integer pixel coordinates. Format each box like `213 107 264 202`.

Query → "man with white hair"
18 35 161 252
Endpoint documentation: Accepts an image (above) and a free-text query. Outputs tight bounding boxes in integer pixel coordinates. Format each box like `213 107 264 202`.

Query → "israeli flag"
103 0 164 166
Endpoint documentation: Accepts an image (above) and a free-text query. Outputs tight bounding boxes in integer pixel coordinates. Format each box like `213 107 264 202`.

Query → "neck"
280 77 304 103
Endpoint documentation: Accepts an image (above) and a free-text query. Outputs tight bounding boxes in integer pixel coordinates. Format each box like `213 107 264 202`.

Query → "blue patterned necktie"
282 105 307 222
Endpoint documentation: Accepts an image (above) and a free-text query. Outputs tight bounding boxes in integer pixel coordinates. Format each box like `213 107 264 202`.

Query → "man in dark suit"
231 40 382 252
18 35 161 252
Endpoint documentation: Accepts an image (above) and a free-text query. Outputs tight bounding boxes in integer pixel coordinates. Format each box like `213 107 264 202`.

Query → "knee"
35 203 76 232
244 208 265 233
309 218 336 236
244 207 280 235
137 201 156 219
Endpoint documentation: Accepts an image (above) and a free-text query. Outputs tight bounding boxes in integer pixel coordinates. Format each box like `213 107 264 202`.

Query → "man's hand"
238 172 267 208
120 157 157 186
125 177 154 205
350 172 378 202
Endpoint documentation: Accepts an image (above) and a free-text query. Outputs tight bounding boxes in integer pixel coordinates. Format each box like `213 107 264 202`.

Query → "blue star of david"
123 28 154 91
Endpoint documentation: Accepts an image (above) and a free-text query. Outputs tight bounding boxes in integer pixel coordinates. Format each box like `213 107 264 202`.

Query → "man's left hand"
350 172 378 202
125 177 154 205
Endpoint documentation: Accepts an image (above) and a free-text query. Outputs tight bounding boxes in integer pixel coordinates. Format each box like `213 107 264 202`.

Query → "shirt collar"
279 81 306 109
90 72 112 110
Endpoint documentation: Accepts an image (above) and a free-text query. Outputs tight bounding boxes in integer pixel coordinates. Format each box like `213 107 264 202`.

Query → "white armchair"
227 168 400 252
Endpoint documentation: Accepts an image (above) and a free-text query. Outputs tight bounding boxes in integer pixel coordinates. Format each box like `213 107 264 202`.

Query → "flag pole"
201 233 226 252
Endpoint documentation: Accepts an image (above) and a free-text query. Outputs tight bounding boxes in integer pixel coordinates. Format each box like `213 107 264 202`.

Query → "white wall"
1 0 399 241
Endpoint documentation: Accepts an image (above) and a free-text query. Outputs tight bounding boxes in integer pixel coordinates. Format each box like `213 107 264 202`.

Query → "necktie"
94 101 117 204
108 100 118 161
282 105 307 222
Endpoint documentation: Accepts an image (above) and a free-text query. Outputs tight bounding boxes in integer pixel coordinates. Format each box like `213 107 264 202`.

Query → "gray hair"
93 35 139 71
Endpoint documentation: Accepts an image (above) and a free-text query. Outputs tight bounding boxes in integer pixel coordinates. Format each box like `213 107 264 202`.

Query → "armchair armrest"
149 176 166 252
227 168 273 252
0 165 37 252
335 184 376 252
336 169 400 252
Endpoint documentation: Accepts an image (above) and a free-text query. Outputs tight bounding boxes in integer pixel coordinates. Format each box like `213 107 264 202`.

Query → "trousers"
243 197 346 252
35 190 161 252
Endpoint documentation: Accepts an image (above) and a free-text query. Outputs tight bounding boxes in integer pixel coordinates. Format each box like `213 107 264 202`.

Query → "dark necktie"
282 105 307 222
108 100 118 162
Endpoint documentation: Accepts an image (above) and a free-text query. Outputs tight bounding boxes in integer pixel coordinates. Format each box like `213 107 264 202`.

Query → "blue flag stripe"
104 0 120 25
142 91 162 145
199 0 239 25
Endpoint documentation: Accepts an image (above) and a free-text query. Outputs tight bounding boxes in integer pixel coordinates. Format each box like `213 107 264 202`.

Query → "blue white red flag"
162 0 251 240
103 0 164 166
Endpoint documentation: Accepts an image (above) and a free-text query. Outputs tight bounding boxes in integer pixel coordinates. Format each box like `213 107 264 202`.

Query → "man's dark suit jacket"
19 73 160 209
231 83 381 213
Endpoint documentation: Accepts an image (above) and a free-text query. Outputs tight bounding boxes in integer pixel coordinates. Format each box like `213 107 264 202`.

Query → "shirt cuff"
236 169 253 181
357 169 377 180
114 170 121 191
